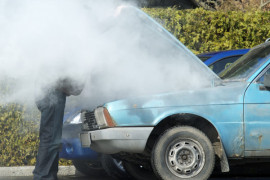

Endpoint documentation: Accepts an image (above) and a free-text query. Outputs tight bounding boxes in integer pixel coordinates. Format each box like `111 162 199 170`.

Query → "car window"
198 56 212 62
209 56 242 74
220 43 270 80
256 66 270 84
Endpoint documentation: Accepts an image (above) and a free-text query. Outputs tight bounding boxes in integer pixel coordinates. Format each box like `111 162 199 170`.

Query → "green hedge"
0 103 72 166
0 104 38 166
1 8 270 167
144 8 270 54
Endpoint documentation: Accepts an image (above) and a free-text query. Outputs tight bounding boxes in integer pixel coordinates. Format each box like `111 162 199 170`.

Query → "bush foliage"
1 8 270 167
0 103 72 166
144 8 270 54
0 104 38 166
0 93 72 166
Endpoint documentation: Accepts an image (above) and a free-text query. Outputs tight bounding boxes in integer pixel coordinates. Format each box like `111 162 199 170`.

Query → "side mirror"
263 74 270 88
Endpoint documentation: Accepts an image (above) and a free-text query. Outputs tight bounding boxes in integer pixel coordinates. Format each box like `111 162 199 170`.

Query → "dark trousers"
33 90 66 180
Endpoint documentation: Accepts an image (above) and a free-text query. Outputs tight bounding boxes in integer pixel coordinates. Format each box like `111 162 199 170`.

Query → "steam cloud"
0 0 215 111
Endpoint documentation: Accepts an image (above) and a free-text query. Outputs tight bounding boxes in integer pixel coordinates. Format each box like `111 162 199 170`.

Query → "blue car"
61 109 97 160
198 49 249 74
60 109 102 176
60 109 128 179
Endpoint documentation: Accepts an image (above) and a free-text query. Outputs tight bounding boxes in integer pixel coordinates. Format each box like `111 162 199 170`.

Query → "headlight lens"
64 113 82 125
94 107 115 128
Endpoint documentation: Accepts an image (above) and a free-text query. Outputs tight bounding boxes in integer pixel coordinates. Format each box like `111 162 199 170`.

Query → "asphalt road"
0 175 270 180
1 163 270 180
1 172 270 180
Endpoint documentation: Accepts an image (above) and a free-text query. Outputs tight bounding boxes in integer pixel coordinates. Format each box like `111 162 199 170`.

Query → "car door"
244 64 270 156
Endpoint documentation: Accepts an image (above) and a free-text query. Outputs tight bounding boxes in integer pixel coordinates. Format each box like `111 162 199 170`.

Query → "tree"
260 0 270 9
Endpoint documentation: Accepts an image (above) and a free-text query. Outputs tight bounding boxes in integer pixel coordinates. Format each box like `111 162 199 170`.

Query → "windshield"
220 42 270 80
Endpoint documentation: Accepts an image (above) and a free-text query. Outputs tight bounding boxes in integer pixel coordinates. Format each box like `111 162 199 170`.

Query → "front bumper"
80 127 154 154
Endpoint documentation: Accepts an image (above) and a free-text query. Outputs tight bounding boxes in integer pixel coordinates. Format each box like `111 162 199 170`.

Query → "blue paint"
198 49 249 67
60 138 99 160
107 82 247 157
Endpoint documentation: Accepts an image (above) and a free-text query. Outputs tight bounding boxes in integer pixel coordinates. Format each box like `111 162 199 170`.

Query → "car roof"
198 49 250 65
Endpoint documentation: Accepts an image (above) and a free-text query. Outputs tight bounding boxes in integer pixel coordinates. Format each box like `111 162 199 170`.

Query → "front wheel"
151 126 215 180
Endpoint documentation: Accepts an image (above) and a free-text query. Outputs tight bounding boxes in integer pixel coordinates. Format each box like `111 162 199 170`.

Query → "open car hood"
113 6 220 83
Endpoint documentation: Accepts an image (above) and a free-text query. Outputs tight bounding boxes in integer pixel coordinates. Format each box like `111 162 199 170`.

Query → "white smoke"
0 0 215 111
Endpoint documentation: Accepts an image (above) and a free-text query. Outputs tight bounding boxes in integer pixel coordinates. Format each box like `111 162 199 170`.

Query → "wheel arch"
146 113 229 172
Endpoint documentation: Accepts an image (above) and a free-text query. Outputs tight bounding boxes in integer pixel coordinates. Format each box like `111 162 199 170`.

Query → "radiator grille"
81 110 99 131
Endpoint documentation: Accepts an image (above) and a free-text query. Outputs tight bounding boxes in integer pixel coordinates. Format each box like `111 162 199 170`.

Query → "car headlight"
81 107 116 131
94 107 116 128
64 113 82 125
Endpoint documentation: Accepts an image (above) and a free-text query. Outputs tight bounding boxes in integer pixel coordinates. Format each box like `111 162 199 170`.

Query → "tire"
123 161 158 180
151 126 215 180
72 159 105 176
101 154 131 180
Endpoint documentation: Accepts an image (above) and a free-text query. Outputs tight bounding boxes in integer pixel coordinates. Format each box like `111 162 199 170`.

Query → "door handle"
259 85 270 91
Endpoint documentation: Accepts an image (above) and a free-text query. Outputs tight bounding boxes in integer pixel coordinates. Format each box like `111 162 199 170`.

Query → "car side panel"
244 78 270 155
109 104 244 158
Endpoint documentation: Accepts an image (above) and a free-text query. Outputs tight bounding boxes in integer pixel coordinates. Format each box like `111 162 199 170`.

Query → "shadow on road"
1 162 270 180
